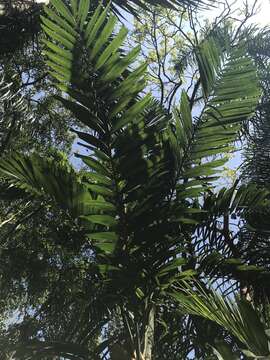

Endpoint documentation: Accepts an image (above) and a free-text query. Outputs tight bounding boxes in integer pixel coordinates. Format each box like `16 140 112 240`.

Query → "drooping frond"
0 153 92 218
197 182 269 254
172 282 270 359
195 183 270 298
105 0 214 16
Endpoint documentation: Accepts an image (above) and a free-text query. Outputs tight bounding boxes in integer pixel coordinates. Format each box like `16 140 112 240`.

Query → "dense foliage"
0 1 270 359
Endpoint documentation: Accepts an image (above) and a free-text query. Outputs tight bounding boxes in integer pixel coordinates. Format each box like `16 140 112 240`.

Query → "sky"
207 0 270 26
254 0 270 25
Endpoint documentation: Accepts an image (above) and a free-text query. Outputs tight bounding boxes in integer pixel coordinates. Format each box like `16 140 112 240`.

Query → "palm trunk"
115 305 155 360
142 306 155 360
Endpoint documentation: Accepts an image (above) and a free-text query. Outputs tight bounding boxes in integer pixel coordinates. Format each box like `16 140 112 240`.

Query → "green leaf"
73 130 108 153
77 155 111 177
78 0 90 29
85 172 111 186
158 258 186 275
180 91 192 136
101 45 141 82
183 159 227 178
55 96 104 134
0 153 91 218
81 215 117 227
41 16 76 44
86 4 110 49
90 15 117 60
112 94 151 131
49 0 76 26
95 242 116 253
42 25 74 50
44 7 77 36
88 184 114 197
211 342 239 360
83 200 116 212
95 26 128 70
89 232 118 241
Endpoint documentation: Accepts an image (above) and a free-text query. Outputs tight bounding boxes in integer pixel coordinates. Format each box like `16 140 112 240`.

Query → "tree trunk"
142 306 155 360
111 305 156 360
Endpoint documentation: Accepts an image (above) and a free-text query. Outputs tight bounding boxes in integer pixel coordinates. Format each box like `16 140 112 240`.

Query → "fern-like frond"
170 39 260 206
196 182 269 259
107 0 214 16
0 153 91 218
195 183 270 293
42 0 174 258
172 282 270 358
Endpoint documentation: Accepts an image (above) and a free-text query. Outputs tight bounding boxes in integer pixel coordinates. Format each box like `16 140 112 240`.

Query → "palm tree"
0 0 262 358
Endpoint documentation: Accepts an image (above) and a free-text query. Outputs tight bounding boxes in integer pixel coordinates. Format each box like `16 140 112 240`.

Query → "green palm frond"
203 182 269 216
105 0 214 16
42 0 261 299
169 38 260 204
201 251 270 288
196 183 270 292
210 341 239 360
172 282 270 359
197 182 269 257
42 0 174 257
195 36 224 98
0 153 91 218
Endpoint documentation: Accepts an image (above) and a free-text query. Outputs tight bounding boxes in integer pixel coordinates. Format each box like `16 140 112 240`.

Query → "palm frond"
195 183 270 299
172 282 270 358
0 153 91 218
197 182 269 258
106 0 215 16
170 38 260 205
42 0 174 257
